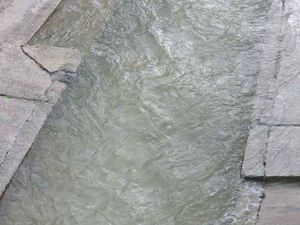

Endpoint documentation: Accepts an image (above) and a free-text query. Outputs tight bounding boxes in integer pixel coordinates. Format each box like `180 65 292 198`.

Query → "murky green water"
0 0 268 224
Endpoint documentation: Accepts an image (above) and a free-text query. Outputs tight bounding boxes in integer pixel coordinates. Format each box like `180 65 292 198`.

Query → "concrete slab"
22 44 82 73
257 183 300 225
272 75 300 124
0 97 35 164
0 45 52 100
0 96 53 195
0 0 62 45
241 1 300 223
0 0 85 197
242 0 300 178
271 0 300 125
251 0 283 125
241 125 268 178
265 127 300 177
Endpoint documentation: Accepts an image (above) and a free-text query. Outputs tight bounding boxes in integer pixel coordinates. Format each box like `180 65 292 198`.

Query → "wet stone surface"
265 127 300 177
0 45 52 100
22 44 82 73
257 183 300 225
0 0 83 198
241 1 300 223
242 0 300 178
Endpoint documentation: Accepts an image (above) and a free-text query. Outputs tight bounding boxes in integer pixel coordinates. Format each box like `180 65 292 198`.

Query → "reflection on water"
0 0 268 224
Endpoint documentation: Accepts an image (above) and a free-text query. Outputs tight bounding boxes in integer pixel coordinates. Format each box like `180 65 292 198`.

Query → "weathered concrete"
241 0 300 224
242 0 300 178
265 127 300 177
257 183 300 225
242 125 268 178
0 98 53 195
22 44 82 73
0 0 62 45
0 45 52 100
0 0 82 197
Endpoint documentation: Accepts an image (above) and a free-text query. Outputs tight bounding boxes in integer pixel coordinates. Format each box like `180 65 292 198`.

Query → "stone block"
258 183 300 225
241 125 269 178
22 44 82 73
0 45 52 100
0 96 53 195
265 127 300 177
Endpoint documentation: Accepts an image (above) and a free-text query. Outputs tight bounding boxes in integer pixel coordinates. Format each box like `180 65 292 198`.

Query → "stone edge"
0 0 83 197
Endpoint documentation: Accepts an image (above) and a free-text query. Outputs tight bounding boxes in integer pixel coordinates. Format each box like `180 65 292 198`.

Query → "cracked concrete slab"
0 45 52 100
251 0 283 125
242 0 300 178
22 44 82 73
0 97 35 164
0 41 82 196
0 97 54 195
0 0 84 197
242 1 300 223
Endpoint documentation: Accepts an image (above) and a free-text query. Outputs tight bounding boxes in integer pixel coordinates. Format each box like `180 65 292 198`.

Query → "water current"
0 0 269 224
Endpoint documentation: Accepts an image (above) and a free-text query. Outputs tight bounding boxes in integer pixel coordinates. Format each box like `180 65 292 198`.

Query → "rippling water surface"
0 0 268 224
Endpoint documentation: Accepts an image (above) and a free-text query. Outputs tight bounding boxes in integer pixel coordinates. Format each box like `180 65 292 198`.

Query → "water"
0 0 268 224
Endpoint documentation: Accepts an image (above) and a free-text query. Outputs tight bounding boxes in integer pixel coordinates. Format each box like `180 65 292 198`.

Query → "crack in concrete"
258 121 300 127
249 1 288 223
21 45 78 84
0 93 49 103
20 45 51 74
0 107 34 168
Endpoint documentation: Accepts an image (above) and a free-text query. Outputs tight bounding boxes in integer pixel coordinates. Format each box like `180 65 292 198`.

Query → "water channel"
0 0 269 224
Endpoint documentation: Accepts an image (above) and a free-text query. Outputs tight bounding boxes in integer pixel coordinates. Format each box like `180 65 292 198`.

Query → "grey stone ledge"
22 44 82 74
0 0 85 197
257 183 300 225
242 0 300 178
0 97 54 196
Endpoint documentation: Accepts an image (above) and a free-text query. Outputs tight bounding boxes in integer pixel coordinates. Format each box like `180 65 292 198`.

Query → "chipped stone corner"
22 44 82 79
22 44 83 102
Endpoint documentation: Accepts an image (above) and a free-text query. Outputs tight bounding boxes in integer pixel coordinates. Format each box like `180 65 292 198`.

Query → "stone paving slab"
22 44 82 73
0 97 35 164
241 1 300 223
0 45 52 100
0 0 62 100
242 0 300 178
265 127 300 177
0 96 53 195
241 125 268 178
243 125 300 178
251 0 282 125
0 0 84 197
0 0 62 45
271 0 300 125
0 44 81 196
257 183 300 225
